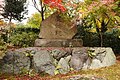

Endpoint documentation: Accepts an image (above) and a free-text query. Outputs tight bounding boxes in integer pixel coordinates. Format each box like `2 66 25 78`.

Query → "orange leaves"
43 0 66 12
57 0 61 3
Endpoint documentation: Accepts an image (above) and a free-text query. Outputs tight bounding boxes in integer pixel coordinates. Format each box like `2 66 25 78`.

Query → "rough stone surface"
65 55 72 63
70 48 90 70
58 58 70 74
89 47 116 69
39 12 77 39
72 47 88 54
70 47 116 70
51 49 71 60
0 51 30 74
34 39 83 47
33 50 55 75
89 59 102 69
0 47 116 75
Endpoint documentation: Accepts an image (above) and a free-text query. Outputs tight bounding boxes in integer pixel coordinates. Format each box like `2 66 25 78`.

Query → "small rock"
57 58 70 74
51 49 69 60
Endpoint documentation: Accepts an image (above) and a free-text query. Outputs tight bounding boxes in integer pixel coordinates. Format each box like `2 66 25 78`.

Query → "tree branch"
32 0 41 13
105 19 110 26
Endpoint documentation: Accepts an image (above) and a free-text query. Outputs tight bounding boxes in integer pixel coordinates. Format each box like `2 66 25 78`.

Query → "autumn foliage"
43 0 66 12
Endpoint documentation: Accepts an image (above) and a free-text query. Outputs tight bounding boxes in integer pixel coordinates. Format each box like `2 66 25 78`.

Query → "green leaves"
114 16 120 24
9 32 38 47
112 1 120 15
87 49 96 58
27 13 42 28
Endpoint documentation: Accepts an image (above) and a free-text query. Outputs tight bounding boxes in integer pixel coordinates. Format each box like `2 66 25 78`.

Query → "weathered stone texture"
0 47 116 75
58 58 70 74
39 12 77 39
0 51 30 74
33 50 55 75
34 39 83 47
89 47 116 69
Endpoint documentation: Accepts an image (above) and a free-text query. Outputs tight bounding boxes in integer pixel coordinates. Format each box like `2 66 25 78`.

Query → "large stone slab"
34 39 83 47
39 12 77 39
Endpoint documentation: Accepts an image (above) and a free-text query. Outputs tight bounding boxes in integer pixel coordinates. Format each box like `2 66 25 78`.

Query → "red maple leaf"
43 0 66 12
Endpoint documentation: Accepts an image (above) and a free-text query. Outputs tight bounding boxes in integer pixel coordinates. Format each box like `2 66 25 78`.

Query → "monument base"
34 39 83 47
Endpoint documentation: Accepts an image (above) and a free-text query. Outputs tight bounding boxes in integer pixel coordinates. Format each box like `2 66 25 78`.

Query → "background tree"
1 0 28 43
27 12 42 28
112 0 120 26
32 0 67 21
1 0 28 23
32 0 45 21
82 0 119 47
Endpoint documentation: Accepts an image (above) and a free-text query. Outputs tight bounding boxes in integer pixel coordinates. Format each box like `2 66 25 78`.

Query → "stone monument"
34 12 83 47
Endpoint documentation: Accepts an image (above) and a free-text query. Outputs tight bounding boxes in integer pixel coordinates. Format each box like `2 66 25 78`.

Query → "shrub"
103 29 120 53
82 32 100 47
9 32 38 47
11 27 40 34
9 26 39 47
0 35 7 59
76 26 120 54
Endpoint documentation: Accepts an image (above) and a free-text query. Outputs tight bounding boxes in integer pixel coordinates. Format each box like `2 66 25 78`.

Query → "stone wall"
0 47 116 75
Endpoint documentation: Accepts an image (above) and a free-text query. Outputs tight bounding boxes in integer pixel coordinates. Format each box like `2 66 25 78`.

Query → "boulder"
39 12 77 39
70 47 116 69
89 47 116 69
70 48 90 70
33 50 55 75
57 58 70 74
0 51 30 74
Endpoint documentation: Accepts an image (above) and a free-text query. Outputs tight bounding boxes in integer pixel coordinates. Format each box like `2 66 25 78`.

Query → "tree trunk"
41 7 44 21
40 0 44 21
99 32 103 47
32 0 45 21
